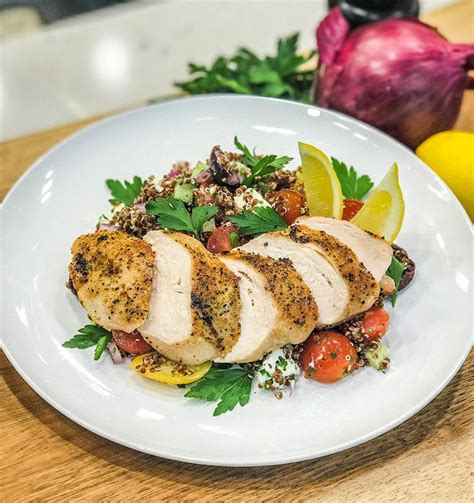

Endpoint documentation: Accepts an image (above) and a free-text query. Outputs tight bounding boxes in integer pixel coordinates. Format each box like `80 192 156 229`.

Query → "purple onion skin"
315 9 474 149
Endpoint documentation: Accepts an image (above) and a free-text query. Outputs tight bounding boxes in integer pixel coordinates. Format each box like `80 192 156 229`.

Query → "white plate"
1 96 472 466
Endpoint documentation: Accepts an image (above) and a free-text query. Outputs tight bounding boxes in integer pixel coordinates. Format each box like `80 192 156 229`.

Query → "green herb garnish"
234 136 292 186
386 256 405 307
331 158 374 200
228 206 288 236
185 365 253 416
62 324 112 361
175 34 315 103
146 197 218 239
106 176 143 206
277 356 288 370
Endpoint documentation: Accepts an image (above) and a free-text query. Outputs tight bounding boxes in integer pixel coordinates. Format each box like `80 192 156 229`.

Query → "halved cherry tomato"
206 224 239 253
112 329 153 354
362 307 390 340
300 331 358 383
342 199 364 220
267 189 305 225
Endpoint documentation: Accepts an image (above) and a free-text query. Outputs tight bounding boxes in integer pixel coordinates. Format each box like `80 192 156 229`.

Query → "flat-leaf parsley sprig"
175 34 315 103
234 136 292 186
386 256 405 307
229 206 288 236
331 158 374 200
62 324 112 360
146 197 218 240
106 176 143 206
185 364 253 416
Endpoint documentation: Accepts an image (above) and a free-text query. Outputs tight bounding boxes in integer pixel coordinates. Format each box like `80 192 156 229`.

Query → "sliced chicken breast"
241 226 379 326
216 251 318 363
68 230 154 332
139 230 241 364
295 216 392 281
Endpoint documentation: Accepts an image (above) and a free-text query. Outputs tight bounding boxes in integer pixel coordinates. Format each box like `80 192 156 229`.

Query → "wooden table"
1 3 473 500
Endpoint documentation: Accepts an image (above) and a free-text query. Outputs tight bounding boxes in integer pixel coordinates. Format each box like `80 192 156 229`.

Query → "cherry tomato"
300 331 358 383
206 224 239 253
362 307 390 340
268 189 305 225
112 329 153 354
342 199 364 220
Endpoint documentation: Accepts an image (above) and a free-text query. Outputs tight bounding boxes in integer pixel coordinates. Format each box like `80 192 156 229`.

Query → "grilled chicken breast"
216 251 318 363
295 216 393 281
68 216 392 364
241 226 380 326
139 231 242 364
68 230 154 332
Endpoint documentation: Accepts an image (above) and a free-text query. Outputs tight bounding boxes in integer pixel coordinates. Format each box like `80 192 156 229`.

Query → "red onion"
107 340 125 364
133 202 147 213
315 8 474 149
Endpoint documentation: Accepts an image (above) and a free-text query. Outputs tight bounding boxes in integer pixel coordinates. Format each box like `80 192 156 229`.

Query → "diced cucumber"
173 183 196 204
201 218 216 233
234 188 271 210
192 161 208 178
364 343 390 371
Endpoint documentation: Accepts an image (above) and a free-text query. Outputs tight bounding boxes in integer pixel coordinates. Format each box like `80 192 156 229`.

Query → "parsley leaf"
184 366 253 416
228 206 288 235
175 34 315 103
106 176 143 206
234 136 292 186
331 158 374 200
62 324 111 361
386 256 405 307
146 197 218 239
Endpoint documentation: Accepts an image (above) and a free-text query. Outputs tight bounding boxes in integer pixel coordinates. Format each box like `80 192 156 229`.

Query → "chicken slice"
241 226 380 326
68 230 154 332
294 216 393 281
216 251 318 363
139 230 241 365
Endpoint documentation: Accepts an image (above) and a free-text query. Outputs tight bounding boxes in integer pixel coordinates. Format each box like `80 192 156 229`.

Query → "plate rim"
1 94 472 466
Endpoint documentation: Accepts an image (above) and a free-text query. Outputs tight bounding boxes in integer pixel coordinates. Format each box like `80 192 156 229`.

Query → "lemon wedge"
299 142 343 219
131 353 211 385
351 163 405 242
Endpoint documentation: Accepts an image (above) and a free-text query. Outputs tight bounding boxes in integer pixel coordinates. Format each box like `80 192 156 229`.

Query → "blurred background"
0 0 465 141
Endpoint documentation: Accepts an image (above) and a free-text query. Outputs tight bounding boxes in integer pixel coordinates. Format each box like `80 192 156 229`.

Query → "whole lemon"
416 131 474 220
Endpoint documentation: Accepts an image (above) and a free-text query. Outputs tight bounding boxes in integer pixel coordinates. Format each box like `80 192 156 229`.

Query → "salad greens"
175 34 315 103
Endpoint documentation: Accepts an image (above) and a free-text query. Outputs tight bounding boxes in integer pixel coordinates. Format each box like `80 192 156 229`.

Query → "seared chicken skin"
68 230 154 332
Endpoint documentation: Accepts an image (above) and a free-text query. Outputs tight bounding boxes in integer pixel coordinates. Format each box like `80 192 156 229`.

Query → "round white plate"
1 96 472 466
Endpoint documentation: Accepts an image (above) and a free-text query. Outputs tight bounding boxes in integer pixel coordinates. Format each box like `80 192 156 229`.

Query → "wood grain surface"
1 2 473 501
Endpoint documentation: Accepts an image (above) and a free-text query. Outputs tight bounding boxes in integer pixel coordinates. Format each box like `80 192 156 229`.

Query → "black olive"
209 146 241 190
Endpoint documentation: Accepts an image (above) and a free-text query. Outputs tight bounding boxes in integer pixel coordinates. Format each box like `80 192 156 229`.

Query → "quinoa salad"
65 137 415 416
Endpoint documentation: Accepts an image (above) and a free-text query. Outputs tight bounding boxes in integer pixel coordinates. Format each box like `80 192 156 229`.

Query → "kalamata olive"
392 244 416 291
214 208 227 225
195 168 213 186
209 146 241 189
